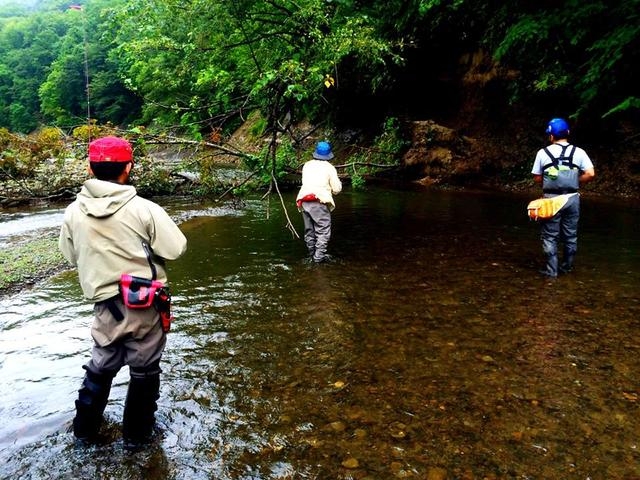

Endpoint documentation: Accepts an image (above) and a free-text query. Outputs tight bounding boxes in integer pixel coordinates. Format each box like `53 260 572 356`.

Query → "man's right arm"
531 151 544 185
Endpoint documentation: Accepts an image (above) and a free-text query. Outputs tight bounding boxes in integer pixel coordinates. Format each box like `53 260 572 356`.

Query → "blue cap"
546 118 569 137
312 141 334 160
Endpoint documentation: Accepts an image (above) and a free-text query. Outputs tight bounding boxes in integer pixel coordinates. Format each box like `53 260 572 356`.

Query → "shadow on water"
1 187 640 479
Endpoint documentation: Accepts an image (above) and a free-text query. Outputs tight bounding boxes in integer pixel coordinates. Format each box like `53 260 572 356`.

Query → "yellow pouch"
527 194 575 221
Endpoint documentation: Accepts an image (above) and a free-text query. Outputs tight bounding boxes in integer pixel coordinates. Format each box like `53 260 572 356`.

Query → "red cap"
88 136 133 162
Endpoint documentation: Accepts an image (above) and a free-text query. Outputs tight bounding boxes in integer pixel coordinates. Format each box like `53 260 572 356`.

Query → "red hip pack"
296 193 319 208
120 274 164 309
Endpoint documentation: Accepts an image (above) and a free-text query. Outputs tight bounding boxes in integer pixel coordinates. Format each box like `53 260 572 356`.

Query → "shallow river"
1 186 639 479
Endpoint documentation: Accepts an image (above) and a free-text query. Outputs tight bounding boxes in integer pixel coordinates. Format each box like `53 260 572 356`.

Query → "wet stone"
342 457 359 469
426 466 448 480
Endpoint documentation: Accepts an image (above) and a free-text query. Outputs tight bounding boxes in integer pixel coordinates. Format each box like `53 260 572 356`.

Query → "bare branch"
271 171 300 238
333 161 399 170
140 134 259 163
216 170 259 202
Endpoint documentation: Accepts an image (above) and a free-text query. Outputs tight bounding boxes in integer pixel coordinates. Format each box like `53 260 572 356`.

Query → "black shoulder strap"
565 144 576 168
542 147 558 170
543 144 576 170
142 241 157 280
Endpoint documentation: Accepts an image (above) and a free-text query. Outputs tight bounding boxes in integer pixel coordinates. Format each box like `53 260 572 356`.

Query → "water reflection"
1 187 639 479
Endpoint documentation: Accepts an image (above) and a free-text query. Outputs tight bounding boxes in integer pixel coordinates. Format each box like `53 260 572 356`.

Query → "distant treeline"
0 0 638 140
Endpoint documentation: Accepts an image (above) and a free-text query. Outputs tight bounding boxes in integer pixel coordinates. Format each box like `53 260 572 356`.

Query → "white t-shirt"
531 142 594 175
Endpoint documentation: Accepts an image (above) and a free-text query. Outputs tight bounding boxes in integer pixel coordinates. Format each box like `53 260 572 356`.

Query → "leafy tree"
490 0 640 121
39 0 141 129
112 1 406 180
0 10 68 132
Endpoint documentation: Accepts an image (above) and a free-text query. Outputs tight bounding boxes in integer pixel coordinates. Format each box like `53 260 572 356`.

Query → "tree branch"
333 161 399 170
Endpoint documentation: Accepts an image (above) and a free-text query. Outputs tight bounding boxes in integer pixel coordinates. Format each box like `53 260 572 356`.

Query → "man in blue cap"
296 141 342 263
531 118 595 277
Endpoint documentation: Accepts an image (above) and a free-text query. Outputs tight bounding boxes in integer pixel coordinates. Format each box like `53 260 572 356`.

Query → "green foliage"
69 122 107 142
0 0 139 133
0 0 638 191
346 116 406 189
0 126 90 199
271 140 298 181
111 0 407 144
0 127 24 177
0 127 38 177
237 139 298 190
371 117 407 164
604 97 640 118
29 126 65 161
349 167 366 190
249 117 267 137
489 0 640 119
0 9 69 132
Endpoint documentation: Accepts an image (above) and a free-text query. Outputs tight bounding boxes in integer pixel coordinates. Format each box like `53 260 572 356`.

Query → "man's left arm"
579 168 595 184
148 205 187 261
578 149 595 184
329 165 342 195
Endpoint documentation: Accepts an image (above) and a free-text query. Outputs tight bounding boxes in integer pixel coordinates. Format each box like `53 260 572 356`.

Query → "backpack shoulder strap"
542 147 558 170
565 144 577 169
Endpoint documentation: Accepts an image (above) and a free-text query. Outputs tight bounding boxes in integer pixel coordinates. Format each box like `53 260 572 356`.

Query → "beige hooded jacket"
59 179 187 303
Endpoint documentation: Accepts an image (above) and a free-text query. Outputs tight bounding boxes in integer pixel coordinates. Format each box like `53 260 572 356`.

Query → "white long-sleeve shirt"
295 159 342 211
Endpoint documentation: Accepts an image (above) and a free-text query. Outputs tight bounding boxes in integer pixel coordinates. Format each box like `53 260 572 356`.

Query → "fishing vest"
541 144 580 194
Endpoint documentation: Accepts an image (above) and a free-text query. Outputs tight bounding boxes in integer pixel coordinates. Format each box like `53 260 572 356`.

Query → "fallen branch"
141 134 257 162
0 188 76 207
271 171 300 239
216 170 259 202
333 161 399 170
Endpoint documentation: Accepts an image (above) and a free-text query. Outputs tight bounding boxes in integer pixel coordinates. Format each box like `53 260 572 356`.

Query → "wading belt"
97 295 124 321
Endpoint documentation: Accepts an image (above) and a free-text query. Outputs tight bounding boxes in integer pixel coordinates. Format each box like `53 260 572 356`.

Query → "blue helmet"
546 118 569 137
312 141 334 160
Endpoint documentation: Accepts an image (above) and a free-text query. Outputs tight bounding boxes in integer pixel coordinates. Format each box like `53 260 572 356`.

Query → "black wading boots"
559 252 575 274
73 367 116 442
122 366 161 451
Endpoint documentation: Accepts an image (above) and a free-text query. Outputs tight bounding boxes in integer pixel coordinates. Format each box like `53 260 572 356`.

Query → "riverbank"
0 234 69 299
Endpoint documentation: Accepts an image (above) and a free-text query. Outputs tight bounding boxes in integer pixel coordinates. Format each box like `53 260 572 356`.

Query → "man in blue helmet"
296 141 342 263
531 118 595 277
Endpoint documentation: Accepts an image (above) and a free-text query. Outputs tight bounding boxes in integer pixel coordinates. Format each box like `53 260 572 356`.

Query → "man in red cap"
59 136 187 449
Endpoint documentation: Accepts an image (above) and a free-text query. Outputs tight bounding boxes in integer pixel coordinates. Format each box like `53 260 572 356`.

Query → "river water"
1 186 639 479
